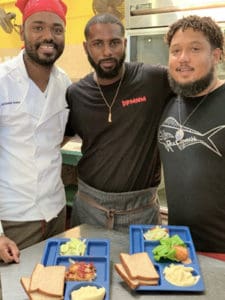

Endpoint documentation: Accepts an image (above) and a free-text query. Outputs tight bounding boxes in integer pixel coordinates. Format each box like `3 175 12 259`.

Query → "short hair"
84 13 125 39
165 15 224 60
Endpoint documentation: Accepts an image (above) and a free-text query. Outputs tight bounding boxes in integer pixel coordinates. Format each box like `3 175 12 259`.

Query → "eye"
110 39 122 48
170 48 180 56
191 47 200 53
31 24 65 35
91 41 104 48
32 25 44 33
52 26 65 35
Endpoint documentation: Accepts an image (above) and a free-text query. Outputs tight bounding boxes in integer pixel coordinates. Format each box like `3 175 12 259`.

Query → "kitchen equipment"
125 0 225 29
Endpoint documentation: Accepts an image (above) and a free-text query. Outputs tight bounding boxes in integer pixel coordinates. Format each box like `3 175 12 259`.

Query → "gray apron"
71 179 162 233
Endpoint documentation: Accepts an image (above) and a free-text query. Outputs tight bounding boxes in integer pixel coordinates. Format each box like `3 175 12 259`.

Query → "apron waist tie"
78 190 157 230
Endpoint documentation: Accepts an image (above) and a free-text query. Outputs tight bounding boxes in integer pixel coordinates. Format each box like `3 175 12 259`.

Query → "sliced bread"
114 263 158 290
119 252 159 281
21 277 62 300
29 263 65 297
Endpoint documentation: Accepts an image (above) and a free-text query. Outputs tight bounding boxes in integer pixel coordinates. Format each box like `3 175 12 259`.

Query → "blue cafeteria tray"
41 238 110 300
129 225 205 292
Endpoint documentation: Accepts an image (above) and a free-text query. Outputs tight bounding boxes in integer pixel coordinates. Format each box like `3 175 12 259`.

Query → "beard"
24 38 64 67
168 66 214 97
87 51 126 79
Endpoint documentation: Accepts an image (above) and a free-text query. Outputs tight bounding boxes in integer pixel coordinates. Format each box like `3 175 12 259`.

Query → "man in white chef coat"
0 0 71 264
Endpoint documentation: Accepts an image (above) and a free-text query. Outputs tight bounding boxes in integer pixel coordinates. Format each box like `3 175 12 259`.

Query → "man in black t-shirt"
65 13 172 232
158 15 225 256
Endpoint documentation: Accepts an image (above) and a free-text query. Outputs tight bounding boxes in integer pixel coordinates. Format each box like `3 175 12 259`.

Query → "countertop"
61 135 82 166
0 224 225 300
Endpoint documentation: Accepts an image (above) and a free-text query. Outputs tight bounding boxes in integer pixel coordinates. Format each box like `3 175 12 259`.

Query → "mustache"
99 58 117 64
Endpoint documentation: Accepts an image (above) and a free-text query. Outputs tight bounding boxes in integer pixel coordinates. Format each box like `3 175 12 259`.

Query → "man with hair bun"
0 0 70 265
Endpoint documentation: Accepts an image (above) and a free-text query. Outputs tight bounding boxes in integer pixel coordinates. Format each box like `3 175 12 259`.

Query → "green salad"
152 234 187 262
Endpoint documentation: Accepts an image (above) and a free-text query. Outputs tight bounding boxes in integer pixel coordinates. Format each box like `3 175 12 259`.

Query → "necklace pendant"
175 128 184 142
96 68 125 124
108 112 112 123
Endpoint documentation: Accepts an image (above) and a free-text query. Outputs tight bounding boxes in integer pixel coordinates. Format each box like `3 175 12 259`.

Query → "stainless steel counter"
1 224 225 300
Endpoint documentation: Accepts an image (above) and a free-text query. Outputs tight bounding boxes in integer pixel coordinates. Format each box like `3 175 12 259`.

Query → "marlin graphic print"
158 117 225 157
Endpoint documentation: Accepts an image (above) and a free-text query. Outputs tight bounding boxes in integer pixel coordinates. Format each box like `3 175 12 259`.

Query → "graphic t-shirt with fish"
158 83 225 252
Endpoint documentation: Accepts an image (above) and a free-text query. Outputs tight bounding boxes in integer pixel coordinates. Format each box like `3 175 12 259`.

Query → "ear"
20 24 25 42
83 41 88 55
213 47 222 64
124 37 127 48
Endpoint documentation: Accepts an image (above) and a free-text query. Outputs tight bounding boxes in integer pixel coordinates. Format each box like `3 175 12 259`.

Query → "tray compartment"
144 241 197 265
86 240 109 257
129 226 145 253
56 256 109 282
64 281 109 300
136 262 203 292
41 240 59 266
42 238 110 265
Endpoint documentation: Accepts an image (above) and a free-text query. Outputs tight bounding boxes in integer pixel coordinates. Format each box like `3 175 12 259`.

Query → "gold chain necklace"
95 69 125 123
175 81 219 142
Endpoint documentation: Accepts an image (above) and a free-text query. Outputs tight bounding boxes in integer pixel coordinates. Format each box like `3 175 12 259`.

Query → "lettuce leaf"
152 234 186 261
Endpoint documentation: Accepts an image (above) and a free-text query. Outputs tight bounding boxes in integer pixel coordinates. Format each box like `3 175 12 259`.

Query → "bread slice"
29 264 44 292
30 290 62 300
28 263 65 298
30 292 62 300
20 277 32 299
21 277 62 300
114 263 158 290
119 252 159 281
37 265 65 297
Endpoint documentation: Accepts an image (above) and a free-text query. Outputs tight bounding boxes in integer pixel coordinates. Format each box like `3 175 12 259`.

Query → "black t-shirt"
158 83 225 252
66 62 171 192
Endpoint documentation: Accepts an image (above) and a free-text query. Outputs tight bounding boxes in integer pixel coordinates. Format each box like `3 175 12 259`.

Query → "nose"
41 26 55 40
102 43 113 57
179 50 190 62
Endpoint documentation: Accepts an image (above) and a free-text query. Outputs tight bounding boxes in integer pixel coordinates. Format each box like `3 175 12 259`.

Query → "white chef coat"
0 50 71 222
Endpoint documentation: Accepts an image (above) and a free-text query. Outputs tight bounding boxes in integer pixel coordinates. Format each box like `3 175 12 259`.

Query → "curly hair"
165 15 224 60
